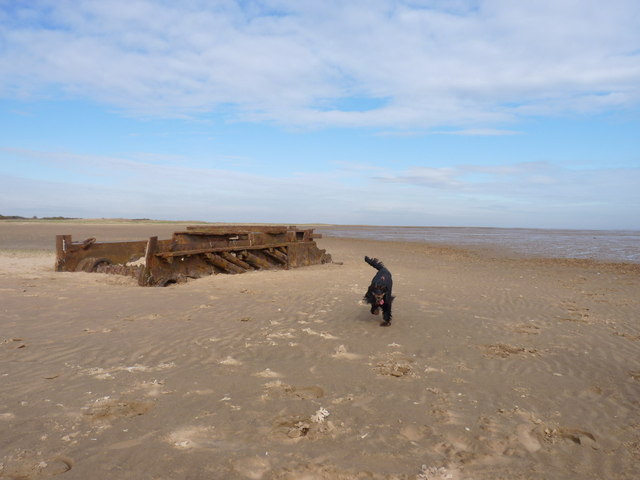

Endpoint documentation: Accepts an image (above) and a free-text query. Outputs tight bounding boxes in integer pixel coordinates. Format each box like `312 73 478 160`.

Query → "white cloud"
1 0 639 128
377 161 640 212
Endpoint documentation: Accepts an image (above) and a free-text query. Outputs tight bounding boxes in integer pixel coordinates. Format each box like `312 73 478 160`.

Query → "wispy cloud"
430 128 521 136
1 148 638 229
1 0 639 128
377 161 640 208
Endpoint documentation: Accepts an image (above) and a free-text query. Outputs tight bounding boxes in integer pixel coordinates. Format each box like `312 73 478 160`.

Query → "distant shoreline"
2 217 637 233
0 218 336 227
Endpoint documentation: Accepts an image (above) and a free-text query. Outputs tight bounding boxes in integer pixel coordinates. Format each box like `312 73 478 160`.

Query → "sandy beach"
1 222 639 480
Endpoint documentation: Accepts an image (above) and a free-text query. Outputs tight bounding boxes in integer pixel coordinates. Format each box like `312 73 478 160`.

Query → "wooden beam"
220 252 253 270
264 247 287 264
55 235 72 271
240 251 273 270
155 242 295 258
204 253 246 274
139 236 158 286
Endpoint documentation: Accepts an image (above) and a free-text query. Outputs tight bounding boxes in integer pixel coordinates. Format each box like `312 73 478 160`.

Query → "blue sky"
1 0 639 229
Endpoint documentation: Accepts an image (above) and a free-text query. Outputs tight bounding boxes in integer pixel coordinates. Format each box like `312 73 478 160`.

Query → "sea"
316 226 640 264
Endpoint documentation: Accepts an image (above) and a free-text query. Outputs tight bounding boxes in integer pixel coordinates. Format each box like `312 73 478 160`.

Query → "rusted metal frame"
139 236 158 286
55 226 332 287
56 234 148 273
183 225 289 235
76 257 111 272
247 232 290 247
154 242 299 258
181 236 250 250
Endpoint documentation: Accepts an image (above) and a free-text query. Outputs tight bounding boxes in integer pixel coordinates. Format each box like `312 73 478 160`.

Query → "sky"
1 0 639 230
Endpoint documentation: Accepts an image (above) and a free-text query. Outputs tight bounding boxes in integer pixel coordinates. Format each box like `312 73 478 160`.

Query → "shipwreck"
55 225 332 286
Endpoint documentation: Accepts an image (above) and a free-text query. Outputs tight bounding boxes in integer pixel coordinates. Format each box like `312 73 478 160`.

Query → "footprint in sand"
539 426 597 446
481 344 538 358
166 426 218 450
122 313 162 322
557 302 591 324
231 456 271 479
513 323 541 335
373 353 415 377
262 381 324 400
399 424 431 442
272 408 337 441
516 423 543 453
84 396 154 423
0 451 73 479
615 331 640 341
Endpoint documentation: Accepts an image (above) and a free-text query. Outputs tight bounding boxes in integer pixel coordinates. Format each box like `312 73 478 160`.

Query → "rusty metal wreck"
55 225 332 286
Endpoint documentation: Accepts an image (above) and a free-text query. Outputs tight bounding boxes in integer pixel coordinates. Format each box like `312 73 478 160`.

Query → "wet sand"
1 222 639 479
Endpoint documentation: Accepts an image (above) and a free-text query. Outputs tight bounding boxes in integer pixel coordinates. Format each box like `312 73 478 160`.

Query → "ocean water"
317 226 640 264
